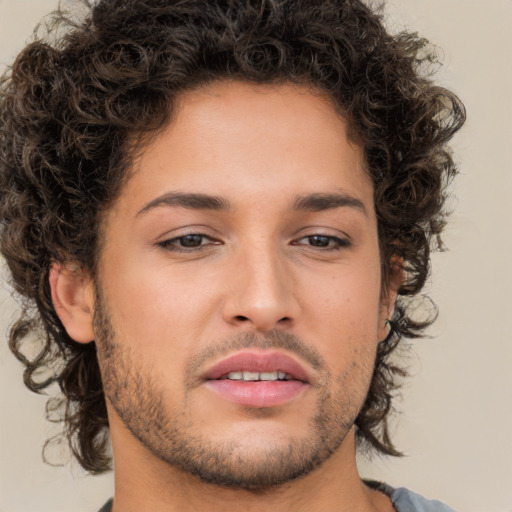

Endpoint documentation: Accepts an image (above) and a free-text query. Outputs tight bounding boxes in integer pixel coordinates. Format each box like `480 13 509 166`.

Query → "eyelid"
291 225 352 241
155 231 222 253
292 234 351 250
152 226 352 253
153 224 221 242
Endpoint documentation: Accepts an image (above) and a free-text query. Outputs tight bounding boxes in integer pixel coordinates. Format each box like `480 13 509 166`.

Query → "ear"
49 263 95 343
377 256 404 341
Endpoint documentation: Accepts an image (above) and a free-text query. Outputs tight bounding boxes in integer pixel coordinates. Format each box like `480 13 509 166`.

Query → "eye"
293 234 350 251
157 234 220 252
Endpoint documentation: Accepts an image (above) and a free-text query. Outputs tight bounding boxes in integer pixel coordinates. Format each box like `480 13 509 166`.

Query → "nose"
222 242 300 332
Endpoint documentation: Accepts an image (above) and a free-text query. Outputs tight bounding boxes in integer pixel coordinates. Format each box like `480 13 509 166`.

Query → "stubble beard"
93 288 374 492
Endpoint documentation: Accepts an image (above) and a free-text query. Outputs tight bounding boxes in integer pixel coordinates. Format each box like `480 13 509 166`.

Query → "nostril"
234 315 291 325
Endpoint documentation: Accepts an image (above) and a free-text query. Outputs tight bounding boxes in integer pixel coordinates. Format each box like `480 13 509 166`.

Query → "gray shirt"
391 487 456 512
366 481 457 512
98 484 456 512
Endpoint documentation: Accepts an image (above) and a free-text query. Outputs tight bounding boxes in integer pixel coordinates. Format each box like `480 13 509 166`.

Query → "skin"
51 81 398 512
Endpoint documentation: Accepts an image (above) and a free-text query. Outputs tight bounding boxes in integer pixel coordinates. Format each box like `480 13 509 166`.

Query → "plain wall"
1 1 511 511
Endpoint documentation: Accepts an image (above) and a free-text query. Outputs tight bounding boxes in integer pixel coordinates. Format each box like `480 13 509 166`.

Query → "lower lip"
204 380 307 408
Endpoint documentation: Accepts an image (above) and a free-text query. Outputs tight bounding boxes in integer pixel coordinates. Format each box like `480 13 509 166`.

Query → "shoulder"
390 487 457 512
98 498 113 512
365 481 457 512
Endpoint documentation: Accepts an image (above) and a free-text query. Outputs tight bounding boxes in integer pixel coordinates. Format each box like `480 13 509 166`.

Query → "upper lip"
203 350 310 382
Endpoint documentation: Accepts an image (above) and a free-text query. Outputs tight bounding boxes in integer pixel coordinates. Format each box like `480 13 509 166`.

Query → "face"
91 81 393 490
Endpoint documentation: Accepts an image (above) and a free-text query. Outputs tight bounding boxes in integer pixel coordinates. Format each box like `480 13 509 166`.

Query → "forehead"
121 80 372 214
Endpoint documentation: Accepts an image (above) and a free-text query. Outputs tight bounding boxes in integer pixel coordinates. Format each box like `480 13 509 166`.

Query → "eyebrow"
292 192 367 216
136 191 367 217
137 192 231 216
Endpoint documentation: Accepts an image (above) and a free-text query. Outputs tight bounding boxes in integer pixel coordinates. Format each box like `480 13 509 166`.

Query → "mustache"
185 330 327 383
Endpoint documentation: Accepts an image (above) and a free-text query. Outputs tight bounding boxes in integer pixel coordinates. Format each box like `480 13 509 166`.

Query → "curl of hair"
0 0 465 472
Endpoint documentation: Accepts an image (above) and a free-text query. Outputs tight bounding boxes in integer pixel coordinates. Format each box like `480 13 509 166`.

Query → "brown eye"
178 234 206 247
307 235 331 247
157 234 220 252
293 234 351 251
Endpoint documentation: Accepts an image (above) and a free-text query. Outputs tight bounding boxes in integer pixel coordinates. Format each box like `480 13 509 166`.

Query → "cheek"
98 257 224 362
300 260 382 361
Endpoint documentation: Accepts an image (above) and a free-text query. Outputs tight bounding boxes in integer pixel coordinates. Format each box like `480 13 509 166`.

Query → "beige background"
0 1 511 511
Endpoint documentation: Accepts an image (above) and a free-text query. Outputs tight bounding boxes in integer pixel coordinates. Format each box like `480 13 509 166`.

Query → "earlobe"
49 263 95 343
378 304 395 343
378 257 404 340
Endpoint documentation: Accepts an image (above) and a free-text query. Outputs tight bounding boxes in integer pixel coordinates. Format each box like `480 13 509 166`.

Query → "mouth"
217 370 297 381
202 350 310 408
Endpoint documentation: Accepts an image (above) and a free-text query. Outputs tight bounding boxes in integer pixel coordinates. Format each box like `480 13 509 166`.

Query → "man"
0 0 465 510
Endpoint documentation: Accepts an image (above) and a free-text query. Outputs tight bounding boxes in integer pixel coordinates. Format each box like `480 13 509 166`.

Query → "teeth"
224 371 294 381
243 371 260 381
259 371 278 381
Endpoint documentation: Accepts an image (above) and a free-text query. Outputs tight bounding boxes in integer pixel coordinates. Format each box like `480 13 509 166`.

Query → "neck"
109 418 392 512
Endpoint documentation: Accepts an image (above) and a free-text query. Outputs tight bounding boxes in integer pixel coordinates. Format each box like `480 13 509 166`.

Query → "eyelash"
156 234 220 253
293 234 351 251
156 233 351 253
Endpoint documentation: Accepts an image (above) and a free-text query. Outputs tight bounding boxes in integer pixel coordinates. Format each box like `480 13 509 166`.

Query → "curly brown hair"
0 0 465 474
